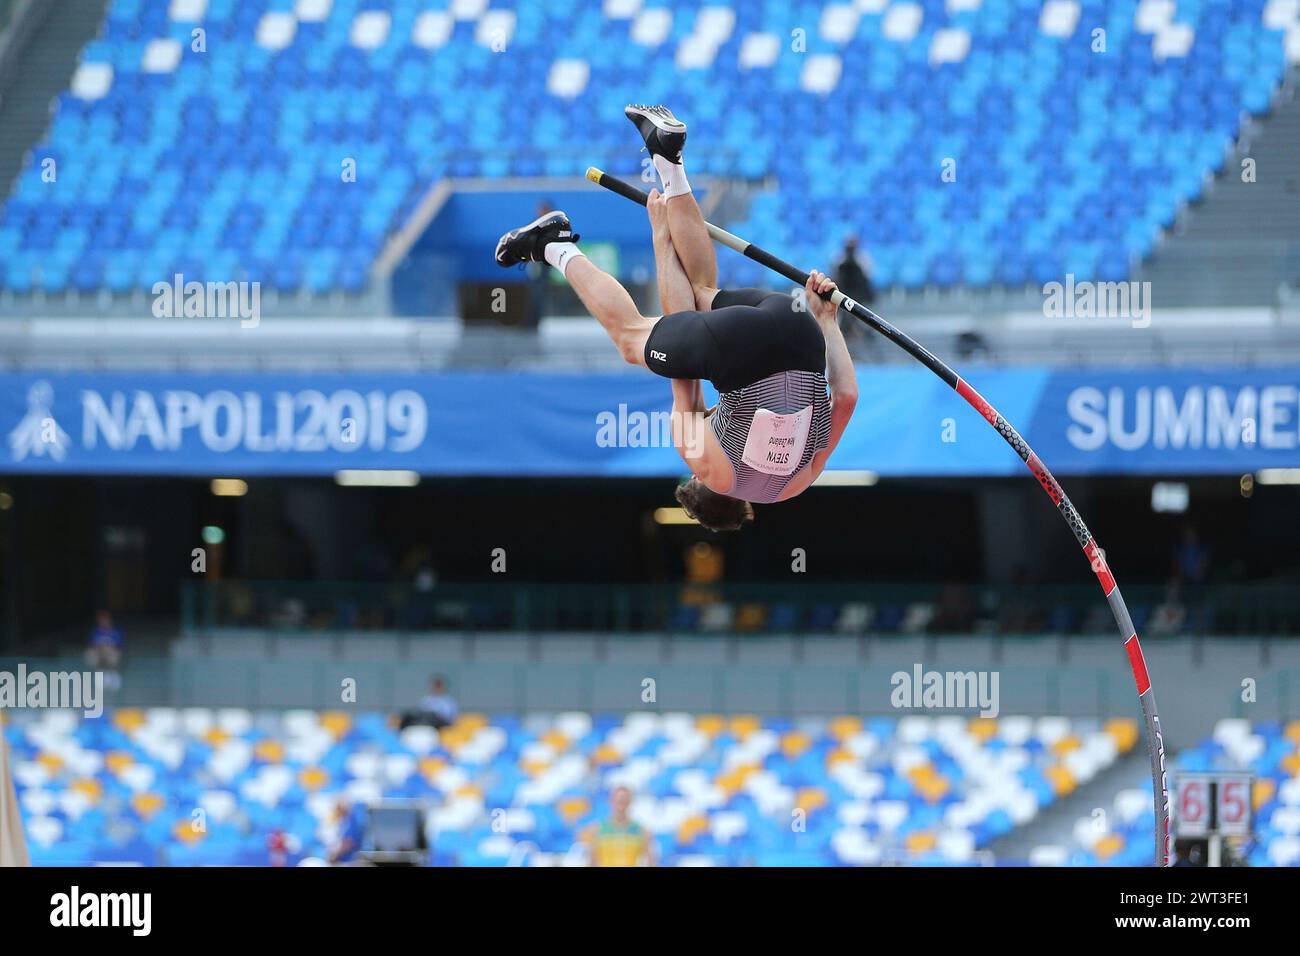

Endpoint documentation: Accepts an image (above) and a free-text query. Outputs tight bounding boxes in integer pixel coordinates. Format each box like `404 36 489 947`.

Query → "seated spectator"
326 798 367 865
931 581 977 633
996 567 1047 634
400 675 459 731
1149 578 1188 635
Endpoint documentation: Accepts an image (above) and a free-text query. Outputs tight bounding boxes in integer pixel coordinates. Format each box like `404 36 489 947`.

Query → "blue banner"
1029 368 1299 474
1 367 1297 477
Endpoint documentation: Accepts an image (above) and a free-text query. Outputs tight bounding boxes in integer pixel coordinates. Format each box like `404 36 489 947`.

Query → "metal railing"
180 579 1300 637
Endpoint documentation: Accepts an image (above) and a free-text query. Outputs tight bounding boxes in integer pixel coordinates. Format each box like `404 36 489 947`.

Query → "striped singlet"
709 369 832 503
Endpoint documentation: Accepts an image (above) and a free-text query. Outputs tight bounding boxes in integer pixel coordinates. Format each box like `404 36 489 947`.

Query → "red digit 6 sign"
1177 776 1210 836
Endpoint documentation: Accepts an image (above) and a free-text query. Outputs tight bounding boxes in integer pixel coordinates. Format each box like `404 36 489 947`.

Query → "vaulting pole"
0 710 30 866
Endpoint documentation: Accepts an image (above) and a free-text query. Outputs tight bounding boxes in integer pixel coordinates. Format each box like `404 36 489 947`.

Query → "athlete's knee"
694 286 719 312
619 341 645 366
618 327 650 367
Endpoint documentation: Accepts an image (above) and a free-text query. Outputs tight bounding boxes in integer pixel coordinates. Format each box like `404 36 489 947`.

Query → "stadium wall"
8 634 1295 742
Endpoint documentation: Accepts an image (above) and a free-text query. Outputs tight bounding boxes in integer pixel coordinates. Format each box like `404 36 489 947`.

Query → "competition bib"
741 405 813 477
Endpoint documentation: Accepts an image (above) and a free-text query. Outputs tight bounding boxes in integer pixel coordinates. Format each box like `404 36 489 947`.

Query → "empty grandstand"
0 0 1296 895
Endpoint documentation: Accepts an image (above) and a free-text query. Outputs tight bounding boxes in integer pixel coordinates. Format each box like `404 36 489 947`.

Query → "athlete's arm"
809 270 859 432
775 271 858 500
670 376 705 413
670 377 715 480
648 192 724 483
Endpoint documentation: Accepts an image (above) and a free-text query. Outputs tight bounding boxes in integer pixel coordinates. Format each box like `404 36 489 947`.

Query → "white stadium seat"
256 12 297 51
295 0 332 23
929 28 971 64
738 32 780 69
350 11 391 50
1153 22 1195 59
1040 0 1081 37
475 10 517 50
412 12 454 49
1135 0 1176 34
70 62 114 101
451 0 488 21
883 3 924 43
548 59 591 99
631 8 672 47
800 54 843 94
820 5 861 44
169 0 208 22
604 0 642 20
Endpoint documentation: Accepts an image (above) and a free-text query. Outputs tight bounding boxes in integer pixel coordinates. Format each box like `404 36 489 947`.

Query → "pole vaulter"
586 164 1171 867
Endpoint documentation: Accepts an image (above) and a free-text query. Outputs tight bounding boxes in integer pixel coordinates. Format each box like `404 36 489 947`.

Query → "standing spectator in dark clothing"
86 610 123 692
1173 525 1210 587
1172 525 1211 632
832 236 875 357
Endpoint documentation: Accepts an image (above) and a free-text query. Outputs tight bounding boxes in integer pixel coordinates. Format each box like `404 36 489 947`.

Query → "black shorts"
643 288 827 393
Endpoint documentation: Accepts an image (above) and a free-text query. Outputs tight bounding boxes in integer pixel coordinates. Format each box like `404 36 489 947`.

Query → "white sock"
543 241 585 277
652 154 691 198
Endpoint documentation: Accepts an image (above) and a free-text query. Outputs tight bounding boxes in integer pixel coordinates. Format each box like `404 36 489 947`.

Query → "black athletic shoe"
494 210 580 267
624 104 687 164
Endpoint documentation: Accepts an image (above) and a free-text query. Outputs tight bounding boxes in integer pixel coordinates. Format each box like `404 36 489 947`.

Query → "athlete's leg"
496 210 654 366
665 193 718 309
565 256 656 366
648 190 697 315
625 105 719 310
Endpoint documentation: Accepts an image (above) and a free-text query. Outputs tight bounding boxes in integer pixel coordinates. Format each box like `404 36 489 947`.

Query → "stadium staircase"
986 749 1156 865
1137 66 1300 307
0 0 108 200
